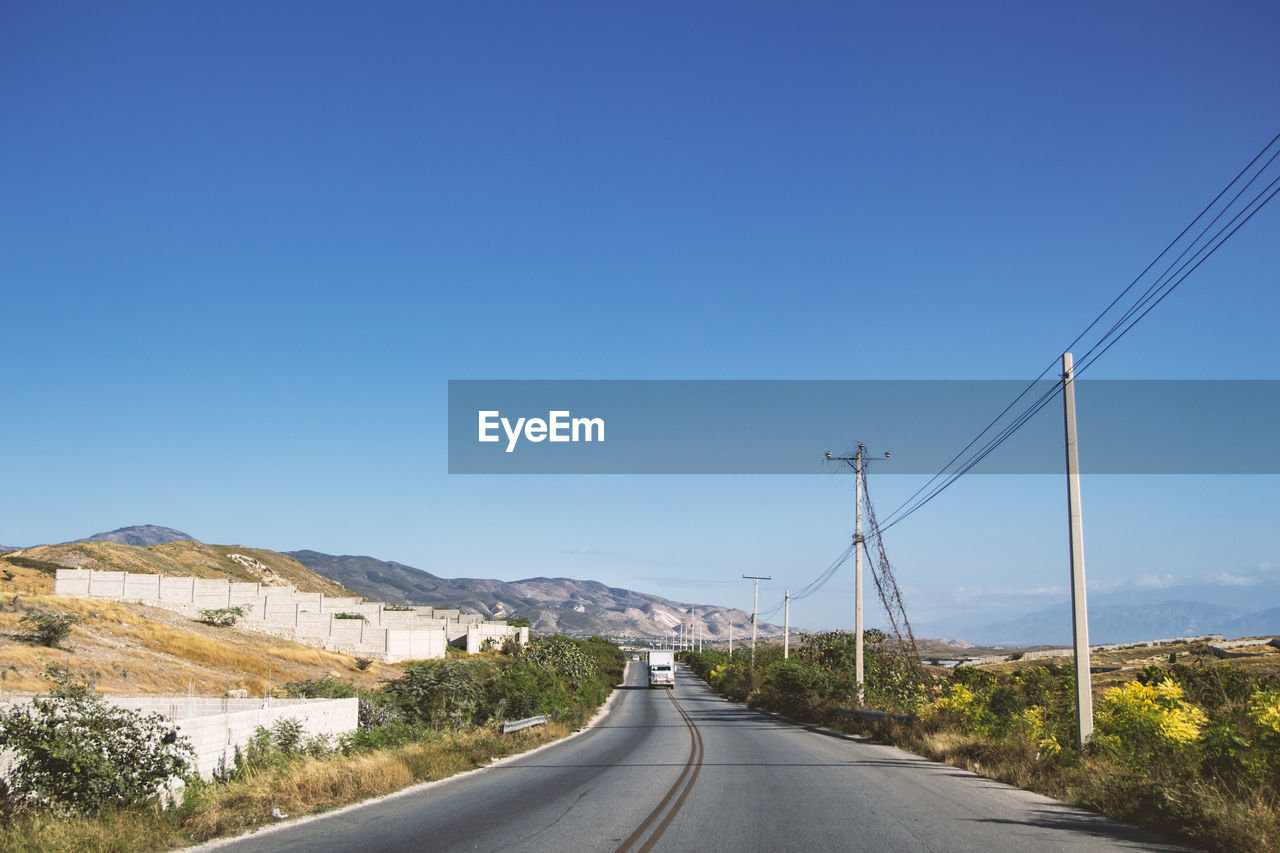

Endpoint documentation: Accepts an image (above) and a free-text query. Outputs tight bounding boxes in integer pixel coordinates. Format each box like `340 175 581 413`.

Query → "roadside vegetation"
682 634 1280 853
0 635 625 852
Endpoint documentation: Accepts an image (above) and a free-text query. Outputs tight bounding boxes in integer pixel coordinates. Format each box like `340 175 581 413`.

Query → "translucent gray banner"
447 380 1278 474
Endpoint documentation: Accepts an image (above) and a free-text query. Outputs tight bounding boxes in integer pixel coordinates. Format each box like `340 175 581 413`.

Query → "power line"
765 133 1280 621
870 131 1280 535
878 132 1280 531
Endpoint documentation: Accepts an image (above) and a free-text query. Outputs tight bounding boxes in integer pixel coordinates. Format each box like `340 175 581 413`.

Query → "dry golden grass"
0 723 573 852
181 724 568 842
875 716 1280 853
0 808 189 853
2 540 355 598
0 595 396 697
0 559 56 594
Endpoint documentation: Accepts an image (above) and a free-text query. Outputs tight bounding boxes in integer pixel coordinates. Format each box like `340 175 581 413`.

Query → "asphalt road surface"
204 663 1187 852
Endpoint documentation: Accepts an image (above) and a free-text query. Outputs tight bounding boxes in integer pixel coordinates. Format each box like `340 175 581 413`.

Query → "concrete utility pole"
783 589 790 659
743 575 771 666
729 623 733 656
826 445 890 702
1062 352 1094 749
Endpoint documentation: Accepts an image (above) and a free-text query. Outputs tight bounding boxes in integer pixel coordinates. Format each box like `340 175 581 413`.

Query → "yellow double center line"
614 689 704 853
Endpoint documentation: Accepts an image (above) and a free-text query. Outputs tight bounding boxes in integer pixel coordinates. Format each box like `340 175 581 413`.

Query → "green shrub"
384 659 491 728
488 660 570 721
333 612 366 621
18 611 78 647
282 675 357 699
2 556 63 576
0 683 193 814
357 696 400 729
756 658 836 719
197 606 249 627
381 636 620 731
339 721 425 755
681 649 729 681
521 636 599 688
580 636 626 685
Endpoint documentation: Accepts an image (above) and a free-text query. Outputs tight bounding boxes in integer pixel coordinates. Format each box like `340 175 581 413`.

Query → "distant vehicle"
648 649 675 689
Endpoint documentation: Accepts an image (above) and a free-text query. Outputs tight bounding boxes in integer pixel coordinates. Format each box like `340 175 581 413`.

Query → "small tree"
18 611 78 648
0 682 193 813
198 605 249 626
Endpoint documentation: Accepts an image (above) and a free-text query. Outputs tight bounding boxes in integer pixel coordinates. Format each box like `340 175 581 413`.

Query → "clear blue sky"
2 2 1276 636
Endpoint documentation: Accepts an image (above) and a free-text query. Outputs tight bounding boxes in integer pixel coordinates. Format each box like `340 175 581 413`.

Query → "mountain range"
7 525 1276 646
917 596 1280 647
4 525 779 641
286 549 776 640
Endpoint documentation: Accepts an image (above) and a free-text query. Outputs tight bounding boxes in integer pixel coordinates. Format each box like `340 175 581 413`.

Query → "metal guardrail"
836 708 915 724
502 715 549 734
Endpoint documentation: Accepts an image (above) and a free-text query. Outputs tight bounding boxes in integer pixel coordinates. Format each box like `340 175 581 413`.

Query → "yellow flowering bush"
1096 678 1207 757
1248 689 1280 736
934 683 974 712
1019 705 1045 739
922 683 984 729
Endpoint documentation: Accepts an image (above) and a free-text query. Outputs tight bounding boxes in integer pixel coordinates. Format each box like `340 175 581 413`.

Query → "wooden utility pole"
1062 352 1094 749
784 589 790 659
743 574 771 666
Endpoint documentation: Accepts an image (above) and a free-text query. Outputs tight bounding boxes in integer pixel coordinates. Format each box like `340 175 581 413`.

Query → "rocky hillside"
288 550 783 641
3 540 356 599
78 524 196 547
1 526 785 642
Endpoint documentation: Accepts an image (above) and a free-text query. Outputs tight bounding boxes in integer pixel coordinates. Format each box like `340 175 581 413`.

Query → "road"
204 663 1186 852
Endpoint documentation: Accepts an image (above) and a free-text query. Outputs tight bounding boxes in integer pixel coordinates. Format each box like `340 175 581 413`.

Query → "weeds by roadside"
682 638 1280 853
0 634 624 852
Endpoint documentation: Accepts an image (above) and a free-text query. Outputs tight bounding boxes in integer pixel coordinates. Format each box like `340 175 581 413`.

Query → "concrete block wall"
54 568 525 663
161 575 198 602
465 623 530 654
89 571 127 597
0 696 358 780
123 573 162 600
387 628 448 660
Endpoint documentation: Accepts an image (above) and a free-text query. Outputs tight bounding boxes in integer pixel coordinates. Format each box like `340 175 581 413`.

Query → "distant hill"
939 599 1277 647
5 540 356 598
288 549 781 641
79 525 196 547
